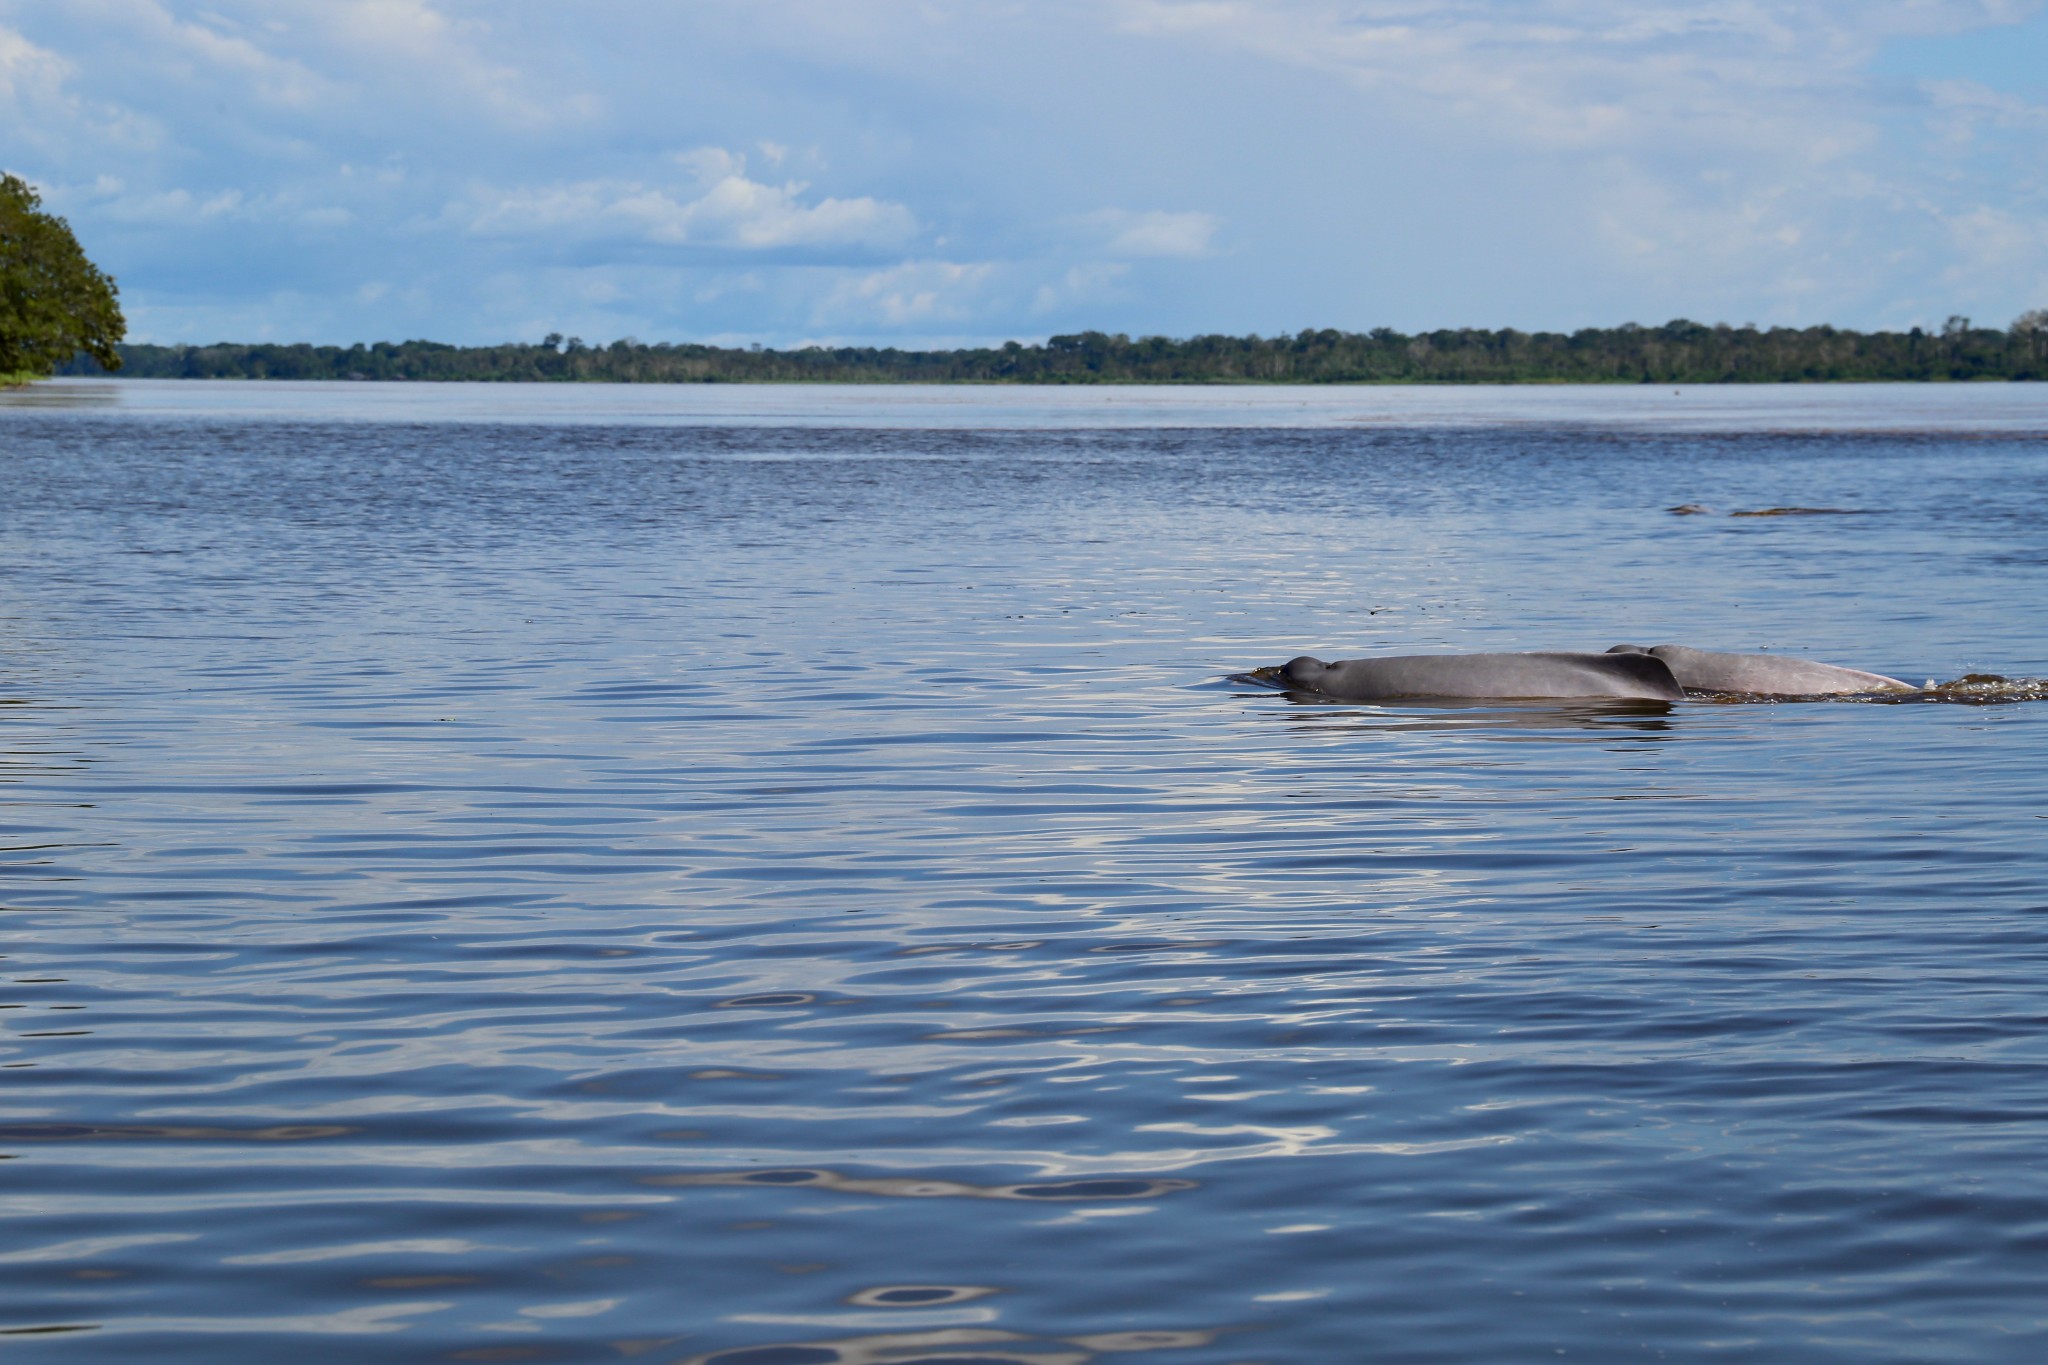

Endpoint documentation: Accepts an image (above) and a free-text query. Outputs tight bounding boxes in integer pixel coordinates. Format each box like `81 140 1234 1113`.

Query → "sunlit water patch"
2 385 2046 1363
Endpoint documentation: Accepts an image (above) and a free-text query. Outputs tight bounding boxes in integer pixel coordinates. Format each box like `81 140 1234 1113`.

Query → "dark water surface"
4 382 2048 1363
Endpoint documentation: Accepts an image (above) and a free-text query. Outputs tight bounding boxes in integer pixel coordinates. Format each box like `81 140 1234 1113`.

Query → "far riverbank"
64 317 2048 385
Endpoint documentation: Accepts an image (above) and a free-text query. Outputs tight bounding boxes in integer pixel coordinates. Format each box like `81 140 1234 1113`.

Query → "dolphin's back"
1608 644 1913 694
1284 651 1683 701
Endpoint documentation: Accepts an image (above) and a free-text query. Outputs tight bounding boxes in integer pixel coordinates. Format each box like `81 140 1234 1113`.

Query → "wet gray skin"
1606 644 1915 694
1280 651 1685 702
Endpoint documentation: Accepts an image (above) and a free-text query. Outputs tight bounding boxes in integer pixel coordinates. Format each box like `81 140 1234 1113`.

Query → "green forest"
66 314 2048 384
2 173 124 384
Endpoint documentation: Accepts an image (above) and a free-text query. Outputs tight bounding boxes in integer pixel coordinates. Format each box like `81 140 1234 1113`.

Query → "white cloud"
1921 74 2048 150
0 22 70 102
458 148 918 251
122 2 330 109
1101 0 2048 319
37 0 587 131
299 0 586 129
0 19 162 157
60 176 358 231
1031 262 1129 313
814 259 997 326
1084 208 1219 258
1110 1 1898 153
1940 205 2048 307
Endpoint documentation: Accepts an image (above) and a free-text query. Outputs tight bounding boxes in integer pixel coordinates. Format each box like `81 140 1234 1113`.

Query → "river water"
3 381 2047 1363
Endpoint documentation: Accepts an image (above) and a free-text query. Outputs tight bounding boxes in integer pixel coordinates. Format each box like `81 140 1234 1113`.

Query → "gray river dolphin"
1605 644 1914 694
1276 651 1686 702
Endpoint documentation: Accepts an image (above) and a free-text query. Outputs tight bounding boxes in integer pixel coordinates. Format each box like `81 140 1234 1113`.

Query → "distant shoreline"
65 320 2048 385
60 373 2041 386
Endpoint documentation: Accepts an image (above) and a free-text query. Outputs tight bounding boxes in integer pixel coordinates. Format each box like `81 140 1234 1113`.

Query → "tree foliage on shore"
1 174 124 381
71 314 2048 384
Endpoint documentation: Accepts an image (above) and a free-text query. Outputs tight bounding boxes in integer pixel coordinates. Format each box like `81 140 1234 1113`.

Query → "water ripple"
2 397 2046 1361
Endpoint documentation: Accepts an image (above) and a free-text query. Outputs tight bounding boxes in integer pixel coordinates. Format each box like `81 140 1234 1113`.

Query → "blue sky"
4 0 2046 346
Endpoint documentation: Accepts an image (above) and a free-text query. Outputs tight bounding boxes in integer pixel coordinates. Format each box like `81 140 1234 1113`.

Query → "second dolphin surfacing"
1606 644 1914 695
1279 651 1685 702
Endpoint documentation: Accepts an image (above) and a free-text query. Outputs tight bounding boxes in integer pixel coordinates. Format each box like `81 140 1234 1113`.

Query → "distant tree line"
65 313 2048 384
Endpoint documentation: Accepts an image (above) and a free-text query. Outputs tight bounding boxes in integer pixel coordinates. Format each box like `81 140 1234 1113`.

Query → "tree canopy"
78 314 2048 385
1 173 125 381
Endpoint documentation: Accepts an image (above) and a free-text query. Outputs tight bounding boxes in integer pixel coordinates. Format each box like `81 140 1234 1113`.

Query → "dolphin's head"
1281 656 1329 687
1606 644 1651 655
